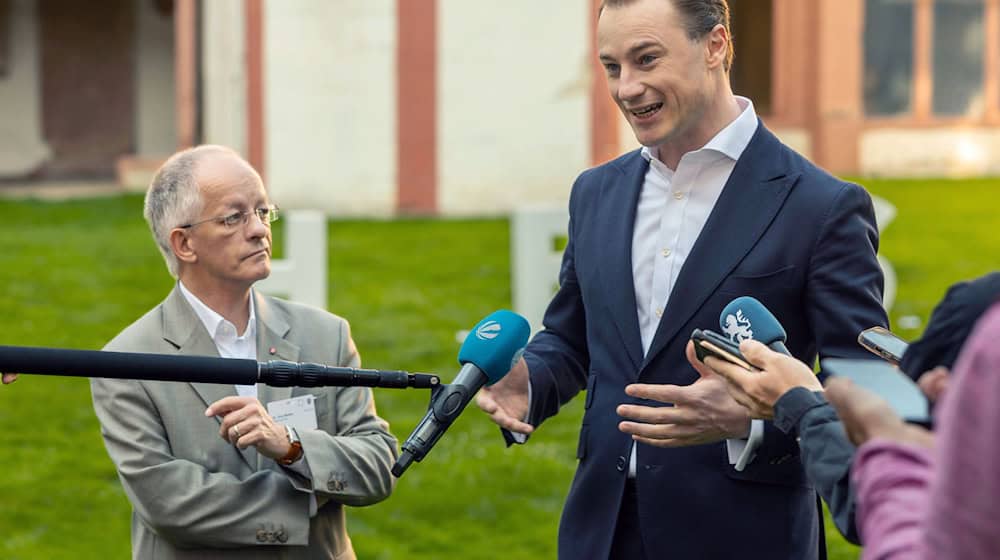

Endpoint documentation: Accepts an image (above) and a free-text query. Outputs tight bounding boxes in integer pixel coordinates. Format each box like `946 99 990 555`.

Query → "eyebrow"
599 40 663 62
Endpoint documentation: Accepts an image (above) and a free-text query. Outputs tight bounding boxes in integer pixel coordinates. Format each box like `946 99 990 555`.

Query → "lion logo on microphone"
476 320 502 341
722 309 753 343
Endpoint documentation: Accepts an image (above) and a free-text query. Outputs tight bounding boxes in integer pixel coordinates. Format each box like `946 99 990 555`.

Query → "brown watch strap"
278 426 303 465
279 441 303 465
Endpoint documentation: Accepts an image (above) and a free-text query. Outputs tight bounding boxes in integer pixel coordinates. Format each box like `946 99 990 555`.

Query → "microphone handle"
392 362 486 477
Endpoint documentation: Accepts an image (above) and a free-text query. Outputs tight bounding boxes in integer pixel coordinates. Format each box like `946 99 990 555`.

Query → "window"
864 0 915 116
0 0 9 77
932 0 985 116
728 0 774 115
864 0 997 119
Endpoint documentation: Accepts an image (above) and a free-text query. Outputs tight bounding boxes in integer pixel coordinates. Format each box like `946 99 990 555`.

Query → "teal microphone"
717 296 789 471
392 310 530 477
719 296 789 354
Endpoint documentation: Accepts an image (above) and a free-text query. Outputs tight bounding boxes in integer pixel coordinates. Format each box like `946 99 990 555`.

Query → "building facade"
0 0 997 215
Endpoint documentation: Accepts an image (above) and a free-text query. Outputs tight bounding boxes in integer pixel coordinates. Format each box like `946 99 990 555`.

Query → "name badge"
267 395 318 431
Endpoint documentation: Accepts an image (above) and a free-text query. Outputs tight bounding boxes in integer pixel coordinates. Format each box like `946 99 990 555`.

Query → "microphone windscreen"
458 310 530 384
719 296 787 346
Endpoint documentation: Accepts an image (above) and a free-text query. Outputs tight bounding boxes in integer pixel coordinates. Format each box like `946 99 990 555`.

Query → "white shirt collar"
641 96 758 165
177 281 257 341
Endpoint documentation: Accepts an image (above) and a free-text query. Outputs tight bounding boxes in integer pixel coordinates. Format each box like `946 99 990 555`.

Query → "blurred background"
0 0 998 558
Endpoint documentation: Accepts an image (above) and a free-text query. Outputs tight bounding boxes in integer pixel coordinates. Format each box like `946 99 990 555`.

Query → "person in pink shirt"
826 301 1000 560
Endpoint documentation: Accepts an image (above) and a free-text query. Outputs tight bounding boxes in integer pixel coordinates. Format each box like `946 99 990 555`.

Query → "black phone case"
690 329 747 365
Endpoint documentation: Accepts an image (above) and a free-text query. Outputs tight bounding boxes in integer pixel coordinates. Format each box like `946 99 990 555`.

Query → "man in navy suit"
477 0 887 558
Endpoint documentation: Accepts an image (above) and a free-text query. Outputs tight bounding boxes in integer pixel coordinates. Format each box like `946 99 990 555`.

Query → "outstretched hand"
475 357 534 435
617 342 751 447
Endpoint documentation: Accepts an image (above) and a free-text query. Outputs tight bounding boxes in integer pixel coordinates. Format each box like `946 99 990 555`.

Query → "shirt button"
661 248 671 257
674 192 685 200
616 456 627 472
655 308 663 318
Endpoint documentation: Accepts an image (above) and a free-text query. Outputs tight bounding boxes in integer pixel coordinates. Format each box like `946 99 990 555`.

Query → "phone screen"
821 358 931 426
859 327 909 363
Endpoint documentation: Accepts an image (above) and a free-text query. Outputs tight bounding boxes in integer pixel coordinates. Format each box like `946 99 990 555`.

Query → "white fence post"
511 206 569 333
257 209 328 309
871 195 897 312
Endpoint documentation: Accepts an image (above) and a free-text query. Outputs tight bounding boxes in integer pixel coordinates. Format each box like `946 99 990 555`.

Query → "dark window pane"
728 0 773 115
865 0 914 116
932 0 984 117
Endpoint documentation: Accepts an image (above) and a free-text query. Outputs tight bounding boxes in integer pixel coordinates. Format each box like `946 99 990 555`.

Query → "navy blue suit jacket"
522 123 888 559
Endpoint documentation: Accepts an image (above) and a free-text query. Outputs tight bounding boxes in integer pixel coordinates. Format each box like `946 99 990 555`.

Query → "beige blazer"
91 287 398 559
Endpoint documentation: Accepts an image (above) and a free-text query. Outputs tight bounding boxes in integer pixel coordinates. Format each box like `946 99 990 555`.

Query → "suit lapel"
598 152 647 371
161 286 258 470
641 126 798 371
253 293 300 470
161 287 236 408
254 292 299 407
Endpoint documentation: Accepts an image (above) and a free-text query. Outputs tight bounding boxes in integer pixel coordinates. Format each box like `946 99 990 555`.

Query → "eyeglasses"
179 205 280 230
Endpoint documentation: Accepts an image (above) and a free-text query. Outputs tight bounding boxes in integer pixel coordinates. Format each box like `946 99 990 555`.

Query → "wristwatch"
278 425 304 465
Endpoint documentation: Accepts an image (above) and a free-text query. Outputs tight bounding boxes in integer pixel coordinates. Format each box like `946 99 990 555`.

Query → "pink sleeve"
853 304 1000 560
852 440 933 560
921 305 1000 559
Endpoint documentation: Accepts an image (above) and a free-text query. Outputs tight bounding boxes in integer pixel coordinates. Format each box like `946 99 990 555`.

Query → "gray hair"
143 145 239 277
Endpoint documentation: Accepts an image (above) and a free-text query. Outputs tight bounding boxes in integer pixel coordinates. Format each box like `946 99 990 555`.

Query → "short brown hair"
601 0 734 71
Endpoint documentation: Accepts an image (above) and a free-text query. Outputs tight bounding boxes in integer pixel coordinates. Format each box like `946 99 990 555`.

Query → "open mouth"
630 103 663 120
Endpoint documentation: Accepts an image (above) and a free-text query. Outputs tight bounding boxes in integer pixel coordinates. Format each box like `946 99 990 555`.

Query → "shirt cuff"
727 419 764 471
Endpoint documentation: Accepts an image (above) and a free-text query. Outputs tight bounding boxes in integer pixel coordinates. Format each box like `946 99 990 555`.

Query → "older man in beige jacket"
91 145 397 559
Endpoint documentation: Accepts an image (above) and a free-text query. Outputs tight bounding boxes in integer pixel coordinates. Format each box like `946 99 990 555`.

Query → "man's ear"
704 24 729 70
169 228 198 265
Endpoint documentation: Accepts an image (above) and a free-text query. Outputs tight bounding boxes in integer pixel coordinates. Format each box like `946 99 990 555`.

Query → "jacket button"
276 528 288 543
616 455 627 472
256 529 269 543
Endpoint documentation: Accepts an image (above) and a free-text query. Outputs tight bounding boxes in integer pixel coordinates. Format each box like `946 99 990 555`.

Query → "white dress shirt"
628 96 762 476
178 281 258 393
178 281 317 515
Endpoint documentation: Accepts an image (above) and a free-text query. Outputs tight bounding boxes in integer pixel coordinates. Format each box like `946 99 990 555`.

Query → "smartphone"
690 329 757 371
821 358 931 427
858 326 909 365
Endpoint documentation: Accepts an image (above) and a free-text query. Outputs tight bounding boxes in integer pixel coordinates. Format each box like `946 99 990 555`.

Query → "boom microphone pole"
0 345 439 389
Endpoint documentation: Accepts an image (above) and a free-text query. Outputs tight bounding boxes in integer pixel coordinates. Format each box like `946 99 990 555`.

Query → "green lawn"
0 177 996 559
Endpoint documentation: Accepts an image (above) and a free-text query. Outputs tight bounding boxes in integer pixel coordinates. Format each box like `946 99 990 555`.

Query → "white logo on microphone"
476 320 502 340
722 309 754 343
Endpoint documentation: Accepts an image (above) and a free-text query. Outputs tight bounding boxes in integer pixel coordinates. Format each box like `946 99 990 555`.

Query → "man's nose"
617 68 645 101
244 212 269 237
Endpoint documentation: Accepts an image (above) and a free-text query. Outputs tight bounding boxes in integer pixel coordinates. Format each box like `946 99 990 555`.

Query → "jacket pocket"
717 265 797 296
723 448 811 488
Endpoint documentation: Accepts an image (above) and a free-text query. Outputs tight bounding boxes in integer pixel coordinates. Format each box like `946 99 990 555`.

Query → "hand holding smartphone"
822 358 932 427
691 329 758 372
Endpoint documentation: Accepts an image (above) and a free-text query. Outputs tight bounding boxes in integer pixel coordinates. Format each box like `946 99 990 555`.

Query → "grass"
0 176 996 559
